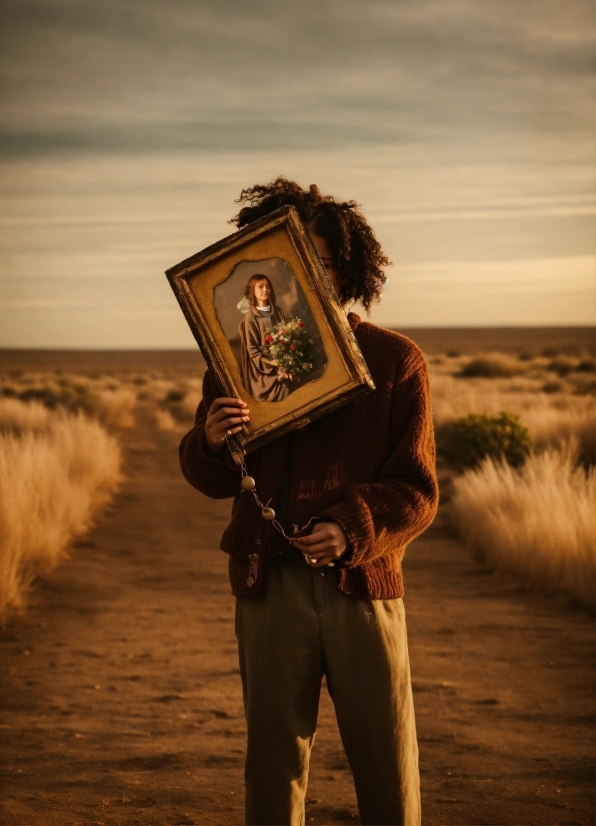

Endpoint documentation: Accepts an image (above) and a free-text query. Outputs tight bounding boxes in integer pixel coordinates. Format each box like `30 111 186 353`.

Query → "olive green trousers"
235 560 421 826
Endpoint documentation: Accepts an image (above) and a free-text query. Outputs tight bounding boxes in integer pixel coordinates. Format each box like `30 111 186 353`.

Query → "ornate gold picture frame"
166 206 374 456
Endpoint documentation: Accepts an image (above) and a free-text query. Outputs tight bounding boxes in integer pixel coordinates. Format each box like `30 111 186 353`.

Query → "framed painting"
166 205 374 459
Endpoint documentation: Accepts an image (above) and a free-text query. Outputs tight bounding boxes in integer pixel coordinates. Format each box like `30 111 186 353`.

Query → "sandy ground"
1 405 594 826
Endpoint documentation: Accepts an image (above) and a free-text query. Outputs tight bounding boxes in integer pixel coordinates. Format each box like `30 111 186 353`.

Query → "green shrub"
437 411 532 468
459 358 516 378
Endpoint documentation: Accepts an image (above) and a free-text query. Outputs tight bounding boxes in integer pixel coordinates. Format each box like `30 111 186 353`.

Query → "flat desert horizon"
0 327 594 374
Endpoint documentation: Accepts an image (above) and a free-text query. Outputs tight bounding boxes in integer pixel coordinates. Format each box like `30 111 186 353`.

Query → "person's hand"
292 521 348 568
205 397 250 454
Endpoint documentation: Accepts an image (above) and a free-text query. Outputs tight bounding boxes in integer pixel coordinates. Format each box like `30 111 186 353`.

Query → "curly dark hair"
229 177 390 312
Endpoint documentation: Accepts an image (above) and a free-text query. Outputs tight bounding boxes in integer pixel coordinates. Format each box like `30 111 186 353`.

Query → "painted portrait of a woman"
238 273 293 402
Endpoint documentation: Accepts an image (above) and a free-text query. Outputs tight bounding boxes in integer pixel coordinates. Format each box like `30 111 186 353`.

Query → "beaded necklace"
224 432 334 586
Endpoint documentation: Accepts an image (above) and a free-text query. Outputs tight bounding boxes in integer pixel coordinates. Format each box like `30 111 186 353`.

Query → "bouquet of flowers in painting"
262 318 316 376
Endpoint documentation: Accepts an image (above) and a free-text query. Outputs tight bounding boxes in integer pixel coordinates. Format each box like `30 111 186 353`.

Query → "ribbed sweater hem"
223 532 406 600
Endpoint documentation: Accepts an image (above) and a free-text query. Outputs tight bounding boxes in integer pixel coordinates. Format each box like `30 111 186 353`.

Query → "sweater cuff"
318 501 373 568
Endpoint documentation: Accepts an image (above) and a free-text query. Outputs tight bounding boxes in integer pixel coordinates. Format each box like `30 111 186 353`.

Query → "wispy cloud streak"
0 1 594 345
1 0 594 156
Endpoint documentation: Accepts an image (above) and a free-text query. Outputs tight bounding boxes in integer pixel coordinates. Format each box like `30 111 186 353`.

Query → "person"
238 273 293 402
179 177 439 826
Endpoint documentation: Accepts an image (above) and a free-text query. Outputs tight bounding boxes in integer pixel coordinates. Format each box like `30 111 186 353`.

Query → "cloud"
0 0 594 155
0 2 593 345
368 255 596 327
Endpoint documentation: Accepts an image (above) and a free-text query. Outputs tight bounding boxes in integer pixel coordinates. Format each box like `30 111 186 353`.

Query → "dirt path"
1 412 594 826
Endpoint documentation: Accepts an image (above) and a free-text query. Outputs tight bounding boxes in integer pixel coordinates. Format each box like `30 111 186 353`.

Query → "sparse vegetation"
459 356 519 378
575 358 596 373
0 374 137 429
94 387 137 428
155 408 179 431
0 400 122 620
1 341 592 621
165 388 185 403
430 373 595 463
541 380 565 394
548 357 576 377
449 448 596 612
430 345 595 610
0 365 206 621
437 412 531 469
181 389 202 418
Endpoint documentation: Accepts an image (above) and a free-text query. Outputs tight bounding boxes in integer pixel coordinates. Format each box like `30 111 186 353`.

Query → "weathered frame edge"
165 206 375 456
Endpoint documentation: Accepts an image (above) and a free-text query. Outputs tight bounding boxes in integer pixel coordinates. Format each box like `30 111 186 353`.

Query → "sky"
0 0 594 348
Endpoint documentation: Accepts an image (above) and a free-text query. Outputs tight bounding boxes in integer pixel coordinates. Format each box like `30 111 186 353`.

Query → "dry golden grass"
0 400 122 620
430 366 595 463
155 408 180 432
181 388 202 418
140 378 178 403
138 377 201 410
527 405 595 464
94 387 137 428
1 349 592 619
431 352 595 608
0 373 137 429
0 369 205 441
450 447 596 612
147 380 202 429
0 397 52 433
0 367 203 621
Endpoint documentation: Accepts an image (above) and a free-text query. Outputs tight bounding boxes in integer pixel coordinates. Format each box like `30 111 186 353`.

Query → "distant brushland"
0 326 594 615
0 399 123 619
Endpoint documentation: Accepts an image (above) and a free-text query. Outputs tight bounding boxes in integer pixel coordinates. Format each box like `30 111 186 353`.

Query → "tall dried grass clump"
527 406 596 465
450 448 596 611
0 397 52 433
459 355 521 378
155 408 179 432
0 400 122 620
181 389 203 418
94 387 137 428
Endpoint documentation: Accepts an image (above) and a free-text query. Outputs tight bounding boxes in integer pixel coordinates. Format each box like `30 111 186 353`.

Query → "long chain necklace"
224 432 334 586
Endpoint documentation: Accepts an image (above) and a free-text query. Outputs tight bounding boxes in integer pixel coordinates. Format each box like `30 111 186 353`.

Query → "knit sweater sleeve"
178 370 240 499
318 353 438 566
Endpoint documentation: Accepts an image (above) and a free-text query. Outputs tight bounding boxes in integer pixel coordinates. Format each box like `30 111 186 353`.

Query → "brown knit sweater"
179 313 439 600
